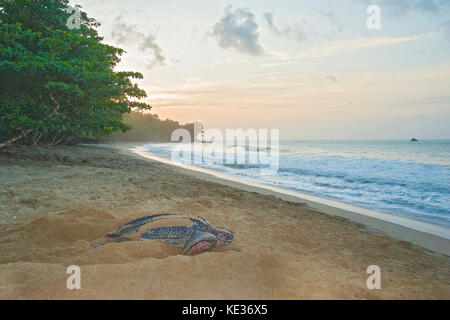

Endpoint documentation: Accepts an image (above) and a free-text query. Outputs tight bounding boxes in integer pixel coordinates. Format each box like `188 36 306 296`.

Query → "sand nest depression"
0 145 449 299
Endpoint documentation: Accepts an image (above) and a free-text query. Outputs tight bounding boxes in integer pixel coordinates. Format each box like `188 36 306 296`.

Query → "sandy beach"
0 144 449 299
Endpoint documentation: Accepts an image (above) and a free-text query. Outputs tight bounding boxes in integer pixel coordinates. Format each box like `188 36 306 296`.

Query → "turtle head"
214 229 234 247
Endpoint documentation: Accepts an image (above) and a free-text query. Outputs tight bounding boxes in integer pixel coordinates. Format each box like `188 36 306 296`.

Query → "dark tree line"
102 111 195 143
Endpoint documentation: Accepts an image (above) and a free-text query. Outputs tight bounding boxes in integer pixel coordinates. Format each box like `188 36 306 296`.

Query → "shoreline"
112 143 450 256
1 143 449 299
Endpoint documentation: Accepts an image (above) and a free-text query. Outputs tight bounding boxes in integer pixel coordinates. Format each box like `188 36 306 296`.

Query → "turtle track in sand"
0 208 188 266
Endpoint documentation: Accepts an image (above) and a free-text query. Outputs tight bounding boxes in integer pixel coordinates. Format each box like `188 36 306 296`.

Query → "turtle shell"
105 213 227 254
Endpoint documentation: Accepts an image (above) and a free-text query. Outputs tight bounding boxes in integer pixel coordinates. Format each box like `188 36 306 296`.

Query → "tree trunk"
34 132 44 145
0 129 33 149
31 130 39 146
0 94 62 149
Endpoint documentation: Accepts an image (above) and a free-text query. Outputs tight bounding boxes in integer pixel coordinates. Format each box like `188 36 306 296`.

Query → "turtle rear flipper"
114 236 131 243
182 231 218 255
91 235 129 248
105 232 118 238
105 232 131 242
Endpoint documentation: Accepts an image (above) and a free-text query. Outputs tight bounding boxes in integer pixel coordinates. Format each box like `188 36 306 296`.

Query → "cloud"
261 33 437 68
209 5 264 56
303 33 437 59
262 11 314 42
111 15 166 69
326 75 338 83
111 15 138 44
138 34 166 69
320 9 343 34
263 11 281 36
358 0 450 16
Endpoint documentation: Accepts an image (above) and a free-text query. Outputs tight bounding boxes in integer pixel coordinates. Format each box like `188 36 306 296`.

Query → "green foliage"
102 111 194 143
0 0 151 146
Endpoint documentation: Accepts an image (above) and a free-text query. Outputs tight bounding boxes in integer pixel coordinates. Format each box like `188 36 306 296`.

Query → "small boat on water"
410 138 418 142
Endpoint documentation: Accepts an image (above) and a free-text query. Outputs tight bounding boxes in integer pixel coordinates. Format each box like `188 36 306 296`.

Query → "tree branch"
0 94 64 149
0 129 33 149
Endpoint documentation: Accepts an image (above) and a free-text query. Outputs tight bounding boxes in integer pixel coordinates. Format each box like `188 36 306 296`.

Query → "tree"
0 0 151 147
102 111 195 143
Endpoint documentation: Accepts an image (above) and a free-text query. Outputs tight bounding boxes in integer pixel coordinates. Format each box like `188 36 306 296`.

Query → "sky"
70 0 450 139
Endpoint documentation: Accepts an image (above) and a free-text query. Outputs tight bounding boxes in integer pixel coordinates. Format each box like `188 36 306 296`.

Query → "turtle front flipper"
182 231 218 255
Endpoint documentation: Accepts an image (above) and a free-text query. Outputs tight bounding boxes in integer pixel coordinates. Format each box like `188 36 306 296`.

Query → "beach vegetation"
0 0 151 148
101 111 195 143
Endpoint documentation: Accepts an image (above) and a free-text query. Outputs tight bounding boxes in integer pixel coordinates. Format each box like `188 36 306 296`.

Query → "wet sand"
0 144 449 299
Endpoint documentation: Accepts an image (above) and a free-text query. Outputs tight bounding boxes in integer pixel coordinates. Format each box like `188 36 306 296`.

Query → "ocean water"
142 140 450 228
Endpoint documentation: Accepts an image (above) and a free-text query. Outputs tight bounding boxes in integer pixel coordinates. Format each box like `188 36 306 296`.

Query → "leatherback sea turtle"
100 213 234 254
